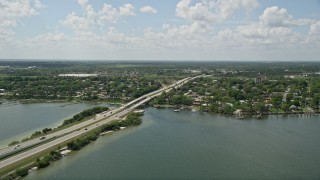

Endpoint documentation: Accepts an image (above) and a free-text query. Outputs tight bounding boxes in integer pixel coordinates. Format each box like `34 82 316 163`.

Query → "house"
264 97 272 103
255 73 266 84
193 98 201 106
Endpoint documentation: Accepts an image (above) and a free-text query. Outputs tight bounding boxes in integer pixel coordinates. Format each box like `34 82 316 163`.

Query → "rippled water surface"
22 108 320 179
0 102 112 147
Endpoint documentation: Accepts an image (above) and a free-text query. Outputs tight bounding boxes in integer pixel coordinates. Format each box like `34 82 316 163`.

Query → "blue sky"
0 0 319 61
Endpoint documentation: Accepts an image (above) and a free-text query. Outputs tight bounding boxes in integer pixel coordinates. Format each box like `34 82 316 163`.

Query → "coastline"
1 101 318 179
152 104 319 116
0 98 124 106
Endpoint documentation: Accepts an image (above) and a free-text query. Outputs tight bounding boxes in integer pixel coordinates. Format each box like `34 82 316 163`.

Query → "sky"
0 0 320 61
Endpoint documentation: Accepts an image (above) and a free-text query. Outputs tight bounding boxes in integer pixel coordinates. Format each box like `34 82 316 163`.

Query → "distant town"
1 61 319 116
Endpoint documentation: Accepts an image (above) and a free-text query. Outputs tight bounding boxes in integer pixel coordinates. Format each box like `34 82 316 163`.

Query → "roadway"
0 75 202 171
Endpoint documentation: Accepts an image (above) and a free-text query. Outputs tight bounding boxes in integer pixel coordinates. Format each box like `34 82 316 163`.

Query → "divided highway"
0 75 202 171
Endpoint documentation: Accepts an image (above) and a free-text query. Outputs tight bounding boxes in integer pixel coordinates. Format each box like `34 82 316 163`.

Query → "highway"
0 75 202 171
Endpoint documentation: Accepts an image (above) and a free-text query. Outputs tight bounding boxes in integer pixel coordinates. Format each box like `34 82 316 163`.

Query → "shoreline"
0 99 124 106
0 112 142 179
152 105 319 116
1 102 317 179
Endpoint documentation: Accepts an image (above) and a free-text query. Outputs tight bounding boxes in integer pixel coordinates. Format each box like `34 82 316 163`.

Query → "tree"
36 155 52 168
42 128 52 134
272 95 282 109
281 102 290 112
223 104 234 114
15 168 29 177
255 102 267 113
311 95 320 109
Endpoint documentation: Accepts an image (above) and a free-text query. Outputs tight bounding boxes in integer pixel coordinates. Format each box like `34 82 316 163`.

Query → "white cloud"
140 6 157 14
119 4 135 16
61 2 138 38
1 0 319 61
98 4 119 24
78 0 88 8
62 2 137 32
235 23 301 46
62 12 92 32
0 0 43 27
33 0 44 9
148 4 318 51
105 27 142 46
176 0 216 23
17 32 66 50
309 21 320 35
33 32 66 42
142 21 212 49
0 0 43 44
176 0 259 23
307 21 320 44
259 6 315 27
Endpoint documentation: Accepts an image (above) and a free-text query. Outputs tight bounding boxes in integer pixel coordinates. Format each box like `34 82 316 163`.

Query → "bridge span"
0 75 203 171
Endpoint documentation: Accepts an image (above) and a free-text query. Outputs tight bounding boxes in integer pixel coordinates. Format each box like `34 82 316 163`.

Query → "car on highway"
39 136 46 140
12 144 20 150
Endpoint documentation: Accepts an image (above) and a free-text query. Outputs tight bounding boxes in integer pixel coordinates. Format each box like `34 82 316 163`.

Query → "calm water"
0 102 112 147
25 108 320 179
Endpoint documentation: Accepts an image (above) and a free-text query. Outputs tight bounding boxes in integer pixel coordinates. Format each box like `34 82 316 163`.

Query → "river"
0 101 114 148
23 108 320 179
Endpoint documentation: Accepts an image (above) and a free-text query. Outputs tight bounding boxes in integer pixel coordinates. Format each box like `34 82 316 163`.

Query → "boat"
174 109 181 112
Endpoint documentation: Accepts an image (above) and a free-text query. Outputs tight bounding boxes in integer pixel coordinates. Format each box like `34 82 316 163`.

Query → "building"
255 73 266 84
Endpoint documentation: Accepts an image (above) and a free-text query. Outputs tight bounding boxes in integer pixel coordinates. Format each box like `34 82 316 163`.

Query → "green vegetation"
8 141 19 146
35 150 63 169
151 75 320 115
67 112 143 151
35 155 51 169
14 167 29 177
61 106 109 126
118 112 143 127
0 61 189 102
67 132 99 151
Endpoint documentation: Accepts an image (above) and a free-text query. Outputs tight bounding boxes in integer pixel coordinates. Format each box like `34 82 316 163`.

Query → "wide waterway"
0 101 113 148
24 107 320 179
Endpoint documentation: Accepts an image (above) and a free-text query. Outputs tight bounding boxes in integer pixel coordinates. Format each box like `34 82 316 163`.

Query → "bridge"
0 75 203 171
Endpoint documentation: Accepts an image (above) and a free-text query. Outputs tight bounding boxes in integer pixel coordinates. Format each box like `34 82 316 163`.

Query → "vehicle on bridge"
39 136 46 140
12 144 20 150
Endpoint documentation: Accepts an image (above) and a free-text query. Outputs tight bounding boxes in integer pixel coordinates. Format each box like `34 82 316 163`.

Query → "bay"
0 101 113 147
25 108 320 179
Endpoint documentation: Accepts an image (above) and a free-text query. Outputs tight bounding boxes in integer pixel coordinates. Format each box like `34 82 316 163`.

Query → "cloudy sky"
0 0 320 61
